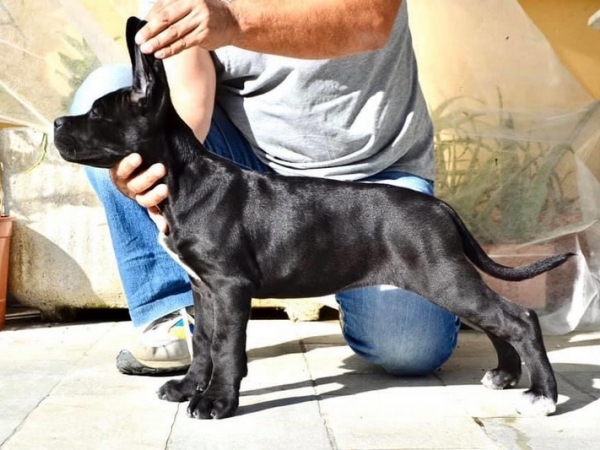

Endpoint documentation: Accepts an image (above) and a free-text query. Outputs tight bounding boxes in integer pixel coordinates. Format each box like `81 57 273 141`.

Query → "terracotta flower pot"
479 243 556 310
0 216 14 330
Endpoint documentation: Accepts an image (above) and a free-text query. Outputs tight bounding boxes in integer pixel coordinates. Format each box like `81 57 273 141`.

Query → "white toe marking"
480 370 517 390
481 372 501 390
516 392 556 416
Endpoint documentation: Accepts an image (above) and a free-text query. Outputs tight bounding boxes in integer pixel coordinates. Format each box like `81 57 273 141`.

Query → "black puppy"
54 17 574 420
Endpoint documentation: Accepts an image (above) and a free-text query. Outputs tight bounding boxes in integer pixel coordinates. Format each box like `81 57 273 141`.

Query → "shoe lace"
179 307 194 358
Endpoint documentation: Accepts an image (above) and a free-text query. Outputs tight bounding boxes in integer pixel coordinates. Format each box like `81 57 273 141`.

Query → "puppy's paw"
187 385 239 420
516 389 556 416
157 378 198 402
481 368 520 390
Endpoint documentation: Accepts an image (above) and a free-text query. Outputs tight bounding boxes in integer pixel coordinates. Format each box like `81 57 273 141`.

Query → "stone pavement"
0 317 598 450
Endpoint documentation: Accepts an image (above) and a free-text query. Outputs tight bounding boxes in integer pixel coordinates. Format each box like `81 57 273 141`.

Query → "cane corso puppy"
54 17 574 419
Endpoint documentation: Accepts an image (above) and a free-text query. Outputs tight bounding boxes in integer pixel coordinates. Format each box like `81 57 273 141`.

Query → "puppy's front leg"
187 281 252 420
158 282 214 402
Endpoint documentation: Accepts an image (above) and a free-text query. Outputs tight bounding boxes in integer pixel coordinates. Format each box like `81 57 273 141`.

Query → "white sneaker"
116 308 194 375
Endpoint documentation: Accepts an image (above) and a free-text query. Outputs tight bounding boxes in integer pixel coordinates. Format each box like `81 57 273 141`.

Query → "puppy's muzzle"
54 116 80 163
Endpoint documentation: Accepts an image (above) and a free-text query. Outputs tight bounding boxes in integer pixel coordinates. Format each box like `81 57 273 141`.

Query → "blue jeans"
71 64 460 376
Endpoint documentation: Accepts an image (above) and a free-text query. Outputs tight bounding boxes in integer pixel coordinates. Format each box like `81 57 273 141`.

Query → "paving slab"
2 394 177 450
169 394 332 450
0 319 599 450
326 415 498 450
0 322 117 362
480 414 600 450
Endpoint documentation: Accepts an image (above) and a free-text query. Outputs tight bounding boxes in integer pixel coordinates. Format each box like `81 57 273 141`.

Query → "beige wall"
80 0 137 44
519 0 600 99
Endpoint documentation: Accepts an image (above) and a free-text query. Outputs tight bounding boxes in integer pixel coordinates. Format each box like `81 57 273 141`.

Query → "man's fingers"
135 183 169 209
140 18 200 57
108 153 170 233
127 163 167 196
109 157 167 201
113 153 142 180
149 23 198 58
110 153 142 198
136 2 192 52
136 7 176 44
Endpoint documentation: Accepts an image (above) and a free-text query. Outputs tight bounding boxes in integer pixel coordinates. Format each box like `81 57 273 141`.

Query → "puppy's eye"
89 106 102 119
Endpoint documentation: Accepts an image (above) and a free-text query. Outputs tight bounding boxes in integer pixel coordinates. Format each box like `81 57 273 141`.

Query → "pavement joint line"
1 392 47 447
164 402 181 450
298 338 338 450
2 322 123 448
472 416 505 449
54 321 121 371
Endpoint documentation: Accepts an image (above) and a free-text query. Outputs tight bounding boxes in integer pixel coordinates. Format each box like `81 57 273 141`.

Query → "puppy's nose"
54 116 66 130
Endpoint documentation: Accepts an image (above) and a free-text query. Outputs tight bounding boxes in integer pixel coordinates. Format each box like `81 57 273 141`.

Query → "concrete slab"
327 415 499 449
0 396 44 445
480 414 600 450
2 394 177 450
0 319 598 450
169 396 332 450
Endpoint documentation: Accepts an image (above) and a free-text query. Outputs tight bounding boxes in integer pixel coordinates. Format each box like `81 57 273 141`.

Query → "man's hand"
110 153 170 233
136 0 239 58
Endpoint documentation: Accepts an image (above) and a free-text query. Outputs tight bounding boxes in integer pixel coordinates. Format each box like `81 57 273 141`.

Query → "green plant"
58 34 101 114
431 90 586 244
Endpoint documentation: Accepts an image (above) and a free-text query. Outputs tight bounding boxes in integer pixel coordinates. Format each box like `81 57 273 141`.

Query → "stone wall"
1 127 125 318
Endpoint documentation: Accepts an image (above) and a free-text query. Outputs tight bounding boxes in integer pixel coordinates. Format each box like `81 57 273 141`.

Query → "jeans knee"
70 64 132 115
377 339 455 376
338 286 461 377
348 332 457 376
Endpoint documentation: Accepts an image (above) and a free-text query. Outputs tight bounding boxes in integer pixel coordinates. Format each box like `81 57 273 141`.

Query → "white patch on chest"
158 233 201 281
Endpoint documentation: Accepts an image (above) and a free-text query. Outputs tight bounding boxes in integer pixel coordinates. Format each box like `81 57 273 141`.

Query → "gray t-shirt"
141 2 434 181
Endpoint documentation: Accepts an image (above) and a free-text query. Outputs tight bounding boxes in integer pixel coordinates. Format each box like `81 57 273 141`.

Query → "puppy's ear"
125 17 168 104
125 17 144 69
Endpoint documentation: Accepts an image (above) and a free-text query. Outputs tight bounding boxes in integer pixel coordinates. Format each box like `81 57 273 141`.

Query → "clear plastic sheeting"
409 0 600 333
0 0 135 129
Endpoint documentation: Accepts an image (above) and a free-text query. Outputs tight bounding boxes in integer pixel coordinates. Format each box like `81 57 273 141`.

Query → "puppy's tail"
441 202 575 281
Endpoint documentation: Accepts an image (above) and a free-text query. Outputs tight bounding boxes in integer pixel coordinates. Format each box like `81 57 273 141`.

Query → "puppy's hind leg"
480 331 522 390
428 263 557 416
505 308 558 417
471 295 557 416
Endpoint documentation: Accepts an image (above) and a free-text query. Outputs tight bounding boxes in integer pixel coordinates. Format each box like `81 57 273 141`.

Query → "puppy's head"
54 17 171 168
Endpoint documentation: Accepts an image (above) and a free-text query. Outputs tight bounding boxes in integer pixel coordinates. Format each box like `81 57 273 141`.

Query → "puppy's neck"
163 112 212 167
158 109 237 209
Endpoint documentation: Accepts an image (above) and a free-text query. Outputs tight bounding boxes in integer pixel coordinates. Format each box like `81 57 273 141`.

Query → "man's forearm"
138 0 402 60
229 0 402 58
164 47 215 142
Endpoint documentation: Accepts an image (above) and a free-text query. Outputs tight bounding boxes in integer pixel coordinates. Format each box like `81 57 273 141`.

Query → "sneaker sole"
116 350 190 376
